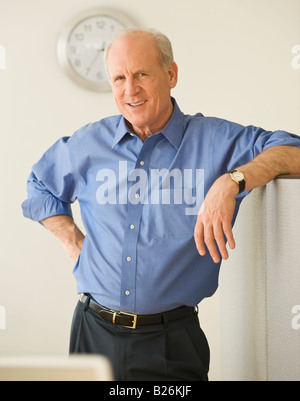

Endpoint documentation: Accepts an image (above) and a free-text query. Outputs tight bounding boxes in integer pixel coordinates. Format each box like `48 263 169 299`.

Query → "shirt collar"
111 117 131 149
111 97 184 150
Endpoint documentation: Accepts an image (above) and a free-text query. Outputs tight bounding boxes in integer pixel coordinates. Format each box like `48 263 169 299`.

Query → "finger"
204 224 220 263
213 222 228 261
222 220 235 250
194 220 206 256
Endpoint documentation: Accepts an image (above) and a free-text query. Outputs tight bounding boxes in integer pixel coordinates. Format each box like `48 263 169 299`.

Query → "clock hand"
85 48 102 75
100 41 106 52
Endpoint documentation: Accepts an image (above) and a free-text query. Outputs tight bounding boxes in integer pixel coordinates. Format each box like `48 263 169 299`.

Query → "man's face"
106 33 178 136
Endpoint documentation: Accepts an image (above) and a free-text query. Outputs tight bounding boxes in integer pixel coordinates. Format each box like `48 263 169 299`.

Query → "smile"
128 100 147 107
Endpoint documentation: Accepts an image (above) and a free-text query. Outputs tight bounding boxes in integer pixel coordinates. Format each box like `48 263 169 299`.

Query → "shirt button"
127 256 132 262
125 290 130 296
140 161 145 166
130 224 135 230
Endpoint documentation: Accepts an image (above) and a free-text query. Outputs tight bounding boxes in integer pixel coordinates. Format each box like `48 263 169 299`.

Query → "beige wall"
0 0 299 381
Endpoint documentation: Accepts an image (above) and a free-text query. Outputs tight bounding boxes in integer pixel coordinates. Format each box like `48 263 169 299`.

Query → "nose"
124 77 140 97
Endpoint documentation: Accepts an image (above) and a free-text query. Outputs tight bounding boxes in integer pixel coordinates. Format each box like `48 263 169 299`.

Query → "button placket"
119 140 154 311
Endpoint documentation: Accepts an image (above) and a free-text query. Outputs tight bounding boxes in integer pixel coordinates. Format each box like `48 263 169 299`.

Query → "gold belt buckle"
112 311 137 329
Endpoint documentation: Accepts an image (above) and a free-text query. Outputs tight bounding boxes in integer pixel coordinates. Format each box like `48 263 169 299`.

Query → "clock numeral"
84 24 92 32
69 45 77 54
74 59 81 67
96 20 105 29
75 33 84 41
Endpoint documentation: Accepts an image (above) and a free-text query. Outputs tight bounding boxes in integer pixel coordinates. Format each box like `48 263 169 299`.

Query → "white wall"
0 0 299 381
220 179 300 381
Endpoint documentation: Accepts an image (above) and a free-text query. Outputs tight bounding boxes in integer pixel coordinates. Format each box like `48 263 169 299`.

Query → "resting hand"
41 215 85 264
194 174 238 263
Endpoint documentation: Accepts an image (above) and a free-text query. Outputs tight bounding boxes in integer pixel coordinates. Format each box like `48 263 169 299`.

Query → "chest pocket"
145 188 199 239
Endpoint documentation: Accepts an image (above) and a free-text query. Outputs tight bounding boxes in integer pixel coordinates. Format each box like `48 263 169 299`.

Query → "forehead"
106 33 160 72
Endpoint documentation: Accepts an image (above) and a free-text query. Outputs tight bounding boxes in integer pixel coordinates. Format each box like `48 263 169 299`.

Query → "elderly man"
22 28 300 381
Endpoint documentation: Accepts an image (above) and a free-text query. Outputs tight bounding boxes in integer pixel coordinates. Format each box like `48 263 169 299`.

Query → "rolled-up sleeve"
216 121 300 172
22 136 81 223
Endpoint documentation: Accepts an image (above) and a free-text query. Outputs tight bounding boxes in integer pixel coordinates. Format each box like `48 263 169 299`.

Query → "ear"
168 61 178 89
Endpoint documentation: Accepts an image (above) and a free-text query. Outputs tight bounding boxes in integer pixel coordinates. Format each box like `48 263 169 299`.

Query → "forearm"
236 145 300 192
194 145 300 263
41 215 85 263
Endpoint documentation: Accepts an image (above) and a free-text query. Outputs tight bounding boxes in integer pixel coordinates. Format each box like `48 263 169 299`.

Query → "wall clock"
57 8 134 92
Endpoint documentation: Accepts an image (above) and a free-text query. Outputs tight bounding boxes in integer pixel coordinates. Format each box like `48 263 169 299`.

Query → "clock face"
57 10 134 91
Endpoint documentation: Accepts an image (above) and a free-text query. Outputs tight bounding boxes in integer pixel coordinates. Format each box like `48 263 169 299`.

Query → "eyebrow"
111 69 150 81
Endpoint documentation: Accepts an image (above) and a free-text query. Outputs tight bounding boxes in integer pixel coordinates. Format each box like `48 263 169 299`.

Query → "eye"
135 72 148 79
114 75 125 83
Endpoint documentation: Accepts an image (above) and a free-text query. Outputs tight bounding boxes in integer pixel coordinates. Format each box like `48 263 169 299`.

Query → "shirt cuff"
22 194 72 222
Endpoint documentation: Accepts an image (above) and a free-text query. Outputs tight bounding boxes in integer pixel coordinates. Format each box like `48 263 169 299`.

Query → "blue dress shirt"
22 98 300 314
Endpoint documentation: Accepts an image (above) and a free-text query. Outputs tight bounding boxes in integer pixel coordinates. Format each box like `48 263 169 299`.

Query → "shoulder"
183 112 251 139
71 114 122 143
183 113 227 138
188 113 224 128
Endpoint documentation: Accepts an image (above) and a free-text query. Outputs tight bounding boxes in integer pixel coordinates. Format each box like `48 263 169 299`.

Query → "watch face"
57 9 134 91
232 171 244 181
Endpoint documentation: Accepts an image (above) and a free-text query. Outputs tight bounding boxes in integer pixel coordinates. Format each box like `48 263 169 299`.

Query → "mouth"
127 100 147 108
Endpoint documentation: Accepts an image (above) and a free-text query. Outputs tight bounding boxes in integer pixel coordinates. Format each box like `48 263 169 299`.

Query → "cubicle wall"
264 177 300 380
220 177 300 381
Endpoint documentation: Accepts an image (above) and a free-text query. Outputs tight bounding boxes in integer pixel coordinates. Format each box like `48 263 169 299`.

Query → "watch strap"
228 169 246 194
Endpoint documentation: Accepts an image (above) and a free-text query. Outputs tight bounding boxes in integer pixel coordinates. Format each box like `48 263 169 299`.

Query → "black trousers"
69 299 210 381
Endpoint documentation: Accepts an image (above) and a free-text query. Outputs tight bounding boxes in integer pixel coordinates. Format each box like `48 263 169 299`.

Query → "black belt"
79 294 196 329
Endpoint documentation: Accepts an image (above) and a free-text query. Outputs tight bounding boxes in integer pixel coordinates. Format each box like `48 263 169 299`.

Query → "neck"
130 127 153 143
126 100 174 143
125 119 161 142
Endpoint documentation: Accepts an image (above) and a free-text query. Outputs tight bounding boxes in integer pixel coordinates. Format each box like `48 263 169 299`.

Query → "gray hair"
104 27 174 71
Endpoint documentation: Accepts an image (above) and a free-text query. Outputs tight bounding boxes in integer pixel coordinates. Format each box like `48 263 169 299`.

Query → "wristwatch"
228 169 245 194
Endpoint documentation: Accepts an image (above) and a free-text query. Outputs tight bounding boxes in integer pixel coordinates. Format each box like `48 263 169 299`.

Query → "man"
22 28 300 381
